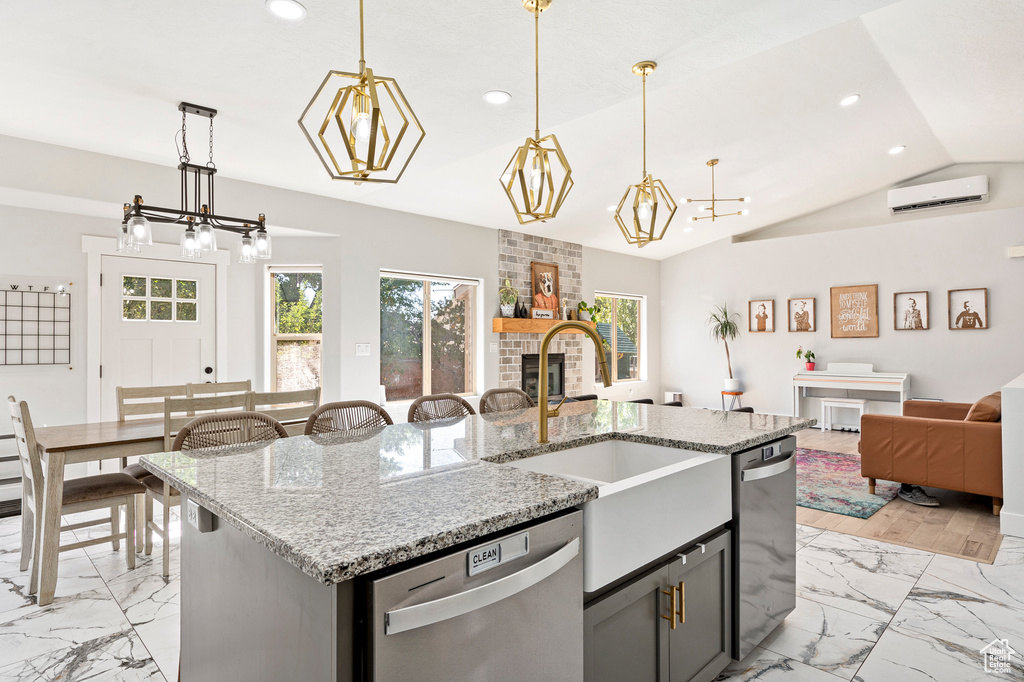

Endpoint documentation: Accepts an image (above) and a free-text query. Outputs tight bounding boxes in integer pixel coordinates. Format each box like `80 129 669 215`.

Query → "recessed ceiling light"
606 205 616 211
683 226 694 233
483 90 512 105
266 0 306 21
889 145 906 155
840 94 860 107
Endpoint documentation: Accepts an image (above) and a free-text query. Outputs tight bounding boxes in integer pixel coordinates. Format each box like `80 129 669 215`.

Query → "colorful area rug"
796 448 899 519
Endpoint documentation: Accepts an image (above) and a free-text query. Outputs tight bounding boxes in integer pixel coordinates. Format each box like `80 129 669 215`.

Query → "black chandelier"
120 102 271 263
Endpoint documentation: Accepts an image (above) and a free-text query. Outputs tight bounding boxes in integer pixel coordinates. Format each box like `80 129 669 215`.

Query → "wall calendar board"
0 279 72 366
830 284 878 338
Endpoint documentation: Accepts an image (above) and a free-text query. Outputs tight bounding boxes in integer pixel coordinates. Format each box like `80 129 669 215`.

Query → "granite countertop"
140 401 814 585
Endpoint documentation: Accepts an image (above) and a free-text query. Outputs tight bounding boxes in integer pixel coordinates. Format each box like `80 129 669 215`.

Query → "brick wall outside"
497 230 585 396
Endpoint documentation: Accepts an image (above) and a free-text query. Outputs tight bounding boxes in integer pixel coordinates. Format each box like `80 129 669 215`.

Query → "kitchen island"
140 400 813 681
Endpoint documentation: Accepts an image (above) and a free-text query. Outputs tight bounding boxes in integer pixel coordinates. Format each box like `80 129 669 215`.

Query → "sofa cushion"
965 392 1001 422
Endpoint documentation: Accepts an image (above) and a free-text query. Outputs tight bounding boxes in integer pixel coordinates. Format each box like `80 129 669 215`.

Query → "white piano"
793 362 910 418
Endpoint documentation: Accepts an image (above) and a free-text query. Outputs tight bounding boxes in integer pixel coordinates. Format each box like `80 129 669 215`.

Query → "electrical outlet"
489 342 499 353
355 343 371 356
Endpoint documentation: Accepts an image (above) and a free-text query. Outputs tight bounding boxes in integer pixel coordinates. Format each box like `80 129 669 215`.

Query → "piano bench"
821 398 867 432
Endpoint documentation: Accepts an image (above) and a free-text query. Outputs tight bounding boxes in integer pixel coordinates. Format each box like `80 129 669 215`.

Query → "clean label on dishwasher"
761 444 778 461
467 531 530 576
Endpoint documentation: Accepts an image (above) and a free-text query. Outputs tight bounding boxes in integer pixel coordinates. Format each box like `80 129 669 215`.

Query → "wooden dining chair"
249 387 321 435
479 388 535 414
8 396 145 600
185 380 252 397
407 393 476 423
304 400 393 436
115 383 189 477
144 411 287 577
163 394 250 450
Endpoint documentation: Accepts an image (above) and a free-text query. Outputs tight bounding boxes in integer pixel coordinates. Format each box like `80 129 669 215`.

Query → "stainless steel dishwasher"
364 510 583 681
731 435 797 660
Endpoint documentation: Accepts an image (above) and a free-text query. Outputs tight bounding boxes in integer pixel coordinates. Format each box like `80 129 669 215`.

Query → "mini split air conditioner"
887 175 989 214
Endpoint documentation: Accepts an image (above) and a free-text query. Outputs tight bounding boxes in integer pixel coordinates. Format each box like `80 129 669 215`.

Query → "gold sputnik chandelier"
614 61 677 248
298 0 424 183
685 159 751 225
499 0 573 224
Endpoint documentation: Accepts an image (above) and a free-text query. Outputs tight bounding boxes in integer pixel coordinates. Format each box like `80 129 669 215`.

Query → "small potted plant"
577 300 600 322
796 346 816 371
499 278 518 318
707 304 741 391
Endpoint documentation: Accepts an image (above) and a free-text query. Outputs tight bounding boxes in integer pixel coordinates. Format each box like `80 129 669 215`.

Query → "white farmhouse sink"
506 440 731 592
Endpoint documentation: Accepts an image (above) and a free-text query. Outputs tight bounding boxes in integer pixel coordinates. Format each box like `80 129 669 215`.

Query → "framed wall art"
948 288 987 330
748 299 774 333
788 297 815 332
530 261 561 319
894 291 928 330
830 284 878 338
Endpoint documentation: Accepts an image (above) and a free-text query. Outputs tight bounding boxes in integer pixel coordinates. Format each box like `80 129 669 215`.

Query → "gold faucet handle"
547 395 569 417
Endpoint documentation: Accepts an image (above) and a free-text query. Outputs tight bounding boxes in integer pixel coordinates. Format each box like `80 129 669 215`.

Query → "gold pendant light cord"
534 6 540 141
642 72 647 177
358 0 366 73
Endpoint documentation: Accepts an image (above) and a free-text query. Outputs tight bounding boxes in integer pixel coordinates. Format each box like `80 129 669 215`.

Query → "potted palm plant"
499 278 518 318
707 304 741 391
796 346 816 371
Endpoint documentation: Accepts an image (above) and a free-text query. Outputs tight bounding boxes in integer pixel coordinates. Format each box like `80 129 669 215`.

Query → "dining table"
31 416 308 605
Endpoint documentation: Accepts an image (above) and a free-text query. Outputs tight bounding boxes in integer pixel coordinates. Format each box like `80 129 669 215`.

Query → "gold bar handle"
661 585 678 630
677 581 685 624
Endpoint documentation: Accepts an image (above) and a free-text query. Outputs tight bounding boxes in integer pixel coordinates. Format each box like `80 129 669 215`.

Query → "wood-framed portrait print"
894 291 928 330
530 261 561 319
748 299 774 333
948 288 987 330
830 284 879 338
788 297 815 332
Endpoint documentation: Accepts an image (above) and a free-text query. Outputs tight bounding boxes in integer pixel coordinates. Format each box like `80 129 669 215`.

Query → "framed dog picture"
530 261 561 319
948 288 987 330
894 291 928 330
748 299 774 333
788 297 815 332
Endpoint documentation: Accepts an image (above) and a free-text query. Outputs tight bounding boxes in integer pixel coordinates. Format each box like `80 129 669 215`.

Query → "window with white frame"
380 272 477 401
270 268 322 391
594 293 643 383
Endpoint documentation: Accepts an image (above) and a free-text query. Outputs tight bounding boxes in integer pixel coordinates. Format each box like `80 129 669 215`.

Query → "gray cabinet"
584 529 731 682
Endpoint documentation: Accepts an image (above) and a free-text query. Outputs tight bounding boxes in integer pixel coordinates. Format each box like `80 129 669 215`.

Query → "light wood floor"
794 428 1003 564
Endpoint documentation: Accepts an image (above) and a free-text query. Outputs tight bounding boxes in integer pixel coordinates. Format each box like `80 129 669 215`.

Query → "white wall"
660 205 1024 414
1002 372 1024 538
582 246 662 403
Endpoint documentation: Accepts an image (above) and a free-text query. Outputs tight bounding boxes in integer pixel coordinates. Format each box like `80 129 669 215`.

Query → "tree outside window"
380 274 476 401
594 294 642 382
271 270 322 391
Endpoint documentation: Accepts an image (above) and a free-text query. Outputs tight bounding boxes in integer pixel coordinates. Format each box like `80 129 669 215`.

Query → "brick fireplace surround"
496 229 585 398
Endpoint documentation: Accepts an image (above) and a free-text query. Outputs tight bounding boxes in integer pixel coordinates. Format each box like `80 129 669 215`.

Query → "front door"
99 255 217 421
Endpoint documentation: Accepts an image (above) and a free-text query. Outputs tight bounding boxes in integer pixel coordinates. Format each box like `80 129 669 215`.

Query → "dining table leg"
37 447 66 606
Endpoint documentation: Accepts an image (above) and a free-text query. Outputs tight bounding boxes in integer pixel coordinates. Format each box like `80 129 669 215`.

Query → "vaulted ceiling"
1 0 1021 258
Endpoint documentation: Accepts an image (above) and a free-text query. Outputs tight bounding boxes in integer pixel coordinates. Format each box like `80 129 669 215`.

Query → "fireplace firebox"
521 353 565 403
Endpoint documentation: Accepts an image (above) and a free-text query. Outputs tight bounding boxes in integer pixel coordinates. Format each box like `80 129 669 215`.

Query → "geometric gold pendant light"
614 61 677 248
298 0 425 184
499 0 573 224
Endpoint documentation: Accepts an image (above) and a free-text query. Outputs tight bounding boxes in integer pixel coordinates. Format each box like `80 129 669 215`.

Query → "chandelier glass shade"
499 0 573 224
120 102 269 262
614 61 676 248
298 0 424 184
685 159 751 224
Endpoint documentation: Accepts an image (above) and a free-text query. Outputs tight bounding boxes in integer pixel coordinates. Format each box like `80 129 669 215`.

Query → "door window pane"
123 300 146 320
151 301 173 320
122 276 146 297
429 281 473 395
151 278 173 298
380 277 424 401
176 302 197 321
177 280 197 299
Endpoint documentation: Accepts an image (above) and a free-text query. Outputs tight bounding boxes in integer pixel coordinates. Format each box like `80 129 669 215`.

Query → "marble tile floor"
1 511 1022 681
0 506 180 681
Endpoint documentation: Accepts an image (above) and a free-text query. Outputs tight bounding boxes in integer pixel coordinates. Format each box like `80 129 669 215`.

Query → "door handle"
677 581 685 624
741 452 795 482
384 537 579 636
661 584 678 630
204 367 214 375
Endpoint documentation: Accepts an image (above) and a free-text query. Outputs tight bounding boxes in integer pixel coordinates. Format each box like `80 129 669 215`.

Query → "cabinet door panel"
668 530 732 682
585 567 669 682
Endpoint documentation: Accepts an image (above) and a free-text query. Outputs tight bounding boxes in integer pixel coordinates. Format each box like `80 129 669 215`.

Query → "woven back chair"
172 411 289 451
408 393 476 423
479 388 535 414
304 400 393 436
163 393 250 450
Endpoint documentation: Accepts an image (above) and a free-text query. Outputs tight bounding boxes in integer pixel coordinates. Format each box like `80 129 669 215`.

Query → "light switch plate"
186 498 215 533
489 342 499 353
355 343 371 356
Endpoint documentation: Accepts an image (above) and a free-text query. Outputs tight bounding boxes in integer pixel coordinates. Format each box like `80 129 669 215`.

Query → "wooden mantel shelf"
492 318 597 334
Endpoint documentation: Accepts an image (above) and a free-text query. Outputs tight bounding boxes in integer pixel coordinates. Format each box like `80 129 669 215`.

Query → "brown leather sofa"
860 395 1002 515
